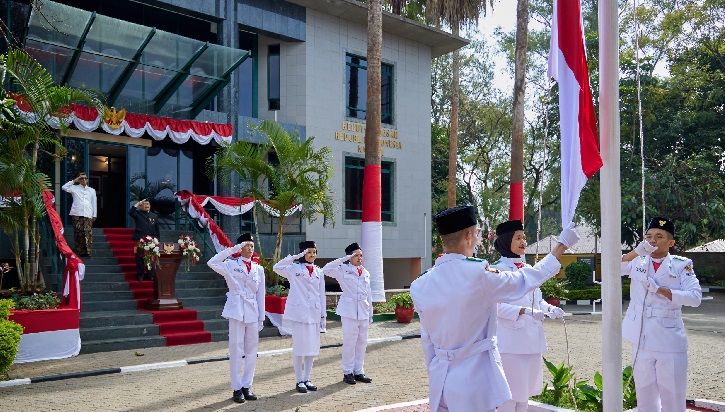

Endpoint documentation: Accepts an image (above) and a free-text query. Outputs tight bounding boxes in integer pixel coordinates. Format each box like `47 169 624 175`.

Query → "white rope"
635 0 646 238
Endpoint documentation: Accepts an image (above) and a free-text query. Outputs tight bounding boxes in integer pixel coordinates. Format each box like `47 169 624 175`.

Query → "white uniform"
323 256 373 374
273 254 326 356
410 253 562 412
494 257 557 412
207 247 265 391
622 254 702 412
61 180 97 218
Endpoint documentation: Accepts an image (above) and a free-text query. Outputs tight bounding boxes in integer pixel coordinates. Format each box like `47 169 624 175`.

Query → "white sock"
293 356 304 382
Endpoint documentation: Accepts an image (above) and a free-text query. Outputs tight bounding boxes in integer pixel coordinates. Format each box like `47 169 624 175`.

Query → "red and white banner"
9 308 81 363
10 95 233 145
548 0 603 227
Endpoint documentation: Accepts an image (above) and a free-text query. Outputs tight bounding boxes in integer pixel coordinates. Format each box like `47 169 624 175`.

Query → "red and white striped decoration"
361 165 385 302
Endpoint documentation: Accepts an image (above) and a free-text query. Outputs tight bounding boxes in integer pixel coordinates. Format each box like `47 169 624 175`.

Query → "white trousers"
498 400 528 412
341 316 369 374
437 396 494 412
632 347 688 412
229 319 259 390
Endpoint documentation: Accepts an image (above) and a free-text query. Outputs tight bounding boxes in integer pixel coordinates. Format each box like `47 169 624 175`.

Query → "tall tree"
509 0 529 221
427 0 494 208
362 0 385 302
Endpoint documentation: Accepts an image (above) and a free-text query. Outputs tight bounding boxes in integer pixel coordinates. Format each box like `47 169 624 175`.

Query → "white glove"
557 224 580 249
547 307 565 319
258 322 264 332
320 317 326 330
293 251 307 259
525 308 546 322
644 277 660 294
231 243 243 253
634 241 658 257
343 254 353 262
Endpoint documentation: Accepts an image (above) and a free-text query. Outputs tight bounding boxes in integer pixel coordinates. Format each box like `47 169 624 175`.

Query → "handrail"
38 216 63 294
179 205 216 258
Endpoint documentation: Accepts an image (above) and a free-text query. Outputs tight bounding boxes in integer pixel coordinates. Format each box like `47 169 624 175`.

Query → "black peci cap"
647 216 675 236
237 233 253 243
496 220 524 236
299 240 316 251
345 242 361 255
435 206 477 235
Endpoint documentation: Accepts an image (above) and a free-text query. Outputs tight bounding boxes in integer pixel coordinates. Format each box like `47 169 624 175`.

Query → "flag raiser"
548 0 603 227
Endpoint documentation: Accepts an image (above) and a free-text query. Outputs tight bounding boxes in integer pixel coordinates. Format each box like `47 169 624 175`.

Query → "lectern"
141 242 183 310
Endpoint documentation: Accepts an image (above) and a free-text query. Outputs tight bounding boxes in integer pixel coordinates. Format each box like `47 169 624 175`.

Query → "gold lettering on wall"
335 121 402 153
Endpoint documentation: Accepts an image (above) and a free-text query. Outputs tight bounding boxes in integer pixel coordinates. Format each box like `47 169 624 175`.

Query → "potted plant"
540 278 569 307
390 292 415 323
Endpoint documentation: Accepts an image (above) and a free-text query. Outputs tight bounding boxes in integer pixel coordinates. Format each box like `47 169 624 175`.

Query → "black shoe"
144 275 153 281
343 373 356 385
354 374 373 383
232 389 245 403
304 380 317 391
136 275 144 281
241 387 257 400
296 381 308 393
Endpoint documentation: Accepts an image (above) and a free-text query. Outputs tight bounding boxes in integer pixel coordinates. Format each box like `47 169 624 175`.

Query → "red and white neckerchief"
357 267 363 276
652 256 665 273
514 262 524 269
241 258 251 273
305 265 314 276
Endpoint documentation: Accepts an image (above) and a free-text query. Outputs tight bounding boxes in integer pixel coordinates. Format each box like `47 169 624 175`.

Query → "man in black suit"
129 199 160 281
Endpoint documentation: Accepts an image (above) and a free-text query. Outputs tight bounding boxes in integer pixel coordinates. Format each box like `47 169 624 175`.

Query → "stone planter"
394 306 415 323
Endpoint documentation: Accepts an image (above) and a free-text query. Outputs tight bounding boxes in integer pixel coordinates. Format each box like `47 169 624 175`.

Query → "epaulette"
416 269 431 279
493 259 501 265
672 255 687 261
466 257 485 262
486 266 500 273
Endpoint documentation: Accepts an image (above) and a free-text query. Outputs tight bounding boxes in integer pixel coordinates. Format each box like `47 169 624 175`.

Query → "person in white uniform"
410 206 578 412
207 233 265 403
322 242 374 385
273 240 326 393
621 216 702 412
492 220 565 412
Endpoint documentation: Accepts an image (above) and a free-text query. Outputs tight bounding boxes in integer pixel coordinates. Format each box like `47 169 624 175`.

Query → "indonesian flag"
548 0 603 227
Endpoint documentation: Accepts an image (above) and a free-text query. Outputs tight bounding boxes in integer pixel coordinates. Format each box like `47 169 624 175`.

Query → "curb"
0 333 422 388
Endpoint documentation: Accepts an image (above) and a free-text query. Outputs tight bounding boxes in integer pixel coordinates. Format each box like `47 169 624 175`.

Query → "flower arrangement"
178 235 202 271
138 235 160 271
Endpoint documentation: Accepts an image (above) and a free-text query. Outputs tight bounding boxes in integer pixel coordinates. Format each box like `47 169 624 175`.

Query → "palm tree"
213 120 335 284
0 49 102 292
510 0 528 221
426 0 494 208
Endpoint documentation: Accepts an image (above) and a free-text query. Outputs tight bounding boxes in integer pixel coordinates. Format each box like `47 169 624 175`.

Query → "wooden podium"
140 242 184 311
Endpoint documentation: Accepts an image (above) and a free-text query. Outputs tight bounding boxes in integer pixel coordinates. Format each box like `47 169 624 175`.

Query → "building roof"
286 0 469 57
524 224 628 255
686 239 725 253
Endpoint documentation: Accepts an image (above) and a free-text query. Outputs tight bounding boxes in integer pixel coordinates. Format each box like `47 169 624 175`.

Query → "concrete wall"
681 252 725 279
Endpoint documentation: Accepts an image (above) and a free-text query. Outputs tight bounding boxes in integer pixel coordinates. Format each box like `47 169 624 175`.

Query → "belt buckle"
644 307 653 317
447 352 454 361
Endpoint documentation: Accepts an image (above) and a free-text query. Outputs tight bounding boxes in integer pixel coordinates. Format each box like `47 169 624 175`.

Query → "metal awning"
24 1 248 118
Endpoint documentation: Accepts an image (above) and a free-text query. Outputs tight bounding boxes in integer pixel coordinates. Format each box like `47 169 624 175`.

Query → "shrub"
390 292 413 309
11 291 60 310
697 265 718 285
265 284 288 297
541 278 570 299
373 301 396 314
564 284 631 301
564 261 594 290
0 299 23 377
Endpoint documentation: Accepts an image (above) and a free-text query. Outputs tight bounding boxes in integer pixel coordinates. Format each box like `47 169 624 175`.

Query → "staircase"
53 227 246 353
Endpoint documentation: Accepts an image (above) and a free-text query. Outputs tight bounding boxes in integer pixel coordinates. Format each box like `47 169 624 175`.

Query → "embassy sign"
334 121 402 155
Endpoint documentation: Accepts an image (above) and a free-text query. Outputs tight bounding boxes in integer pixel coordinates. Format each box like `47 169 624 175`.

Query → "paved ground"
1 294 723 411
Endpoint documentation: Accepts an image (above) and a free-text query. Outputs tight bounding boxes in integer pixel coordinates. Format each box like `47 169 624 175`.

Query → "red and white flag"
548 0 603 227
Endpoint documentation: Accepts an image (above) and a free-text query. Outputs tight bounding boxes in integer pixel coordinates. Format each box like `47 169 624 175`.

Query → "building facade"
2 0 465 289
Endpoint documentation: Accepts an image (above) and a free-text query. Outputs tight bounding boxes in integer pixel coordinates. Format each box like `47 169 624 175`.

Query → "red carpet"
103 228 211 346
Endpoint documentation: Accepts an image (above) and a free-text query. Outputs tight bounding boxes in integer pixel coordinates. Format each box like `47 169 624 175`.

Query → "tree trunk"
510 0 529 221
362 0 386 302
448 24 460 208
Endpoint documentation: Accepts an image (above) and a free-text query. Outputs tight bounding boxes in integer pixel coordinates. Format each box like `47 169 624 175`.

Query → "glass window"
344 157 394 222
268 44 280 110
238 31 256 117
345 54 393 124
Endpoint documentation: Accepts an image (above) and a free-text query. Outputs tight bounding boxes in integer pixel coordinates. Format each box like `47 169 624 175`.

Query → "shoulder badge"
672 255 687 261
684 265 694 275
486 266 500 273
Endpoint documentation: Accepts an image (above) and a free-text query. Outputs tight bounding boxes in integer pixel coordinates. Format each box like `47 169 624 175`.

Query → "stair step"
80 324 160 341
80 310 155 328
185 305 224 320
164 331 212 346
80 335 167 354
81 273 129 283
83 299 139 312
82 282 131 292
157 320 205 334
82 290 135 302
176 296 227 307
84 265 123 274
176 288 227 298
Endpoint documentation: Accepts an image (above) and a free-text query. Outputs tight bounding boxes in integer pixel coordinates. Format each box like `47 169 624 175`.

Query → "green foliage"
576 372 603 412
0 299 23 377
540 278 569 300
622 365 637 409
10 291 60 310
564 284 631 301
373 300 396 314
389 292 413 309
696 265 719 285
542 357 576 406
565 261 594 290
265 285 288 297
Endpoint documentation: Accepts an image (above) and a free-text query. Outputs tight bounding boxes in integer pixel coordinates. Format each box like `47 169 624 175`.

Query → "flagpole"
598 0 623 410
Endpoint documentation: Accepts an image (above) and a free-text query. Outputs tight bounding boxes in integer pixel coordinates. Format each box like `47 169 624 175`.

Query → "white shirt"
207 248 265 323
322 256 373 322
273 254 326 324
621 253 701 352
410 253 562 411
494 256 556 354
61 181 97 218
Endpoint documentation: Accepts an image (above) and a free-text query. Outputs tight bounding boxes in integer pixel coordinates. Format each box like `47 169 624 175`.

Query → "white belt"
343 293 368 301
228 291 256 300
632 303 681 319
433 337 496 362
